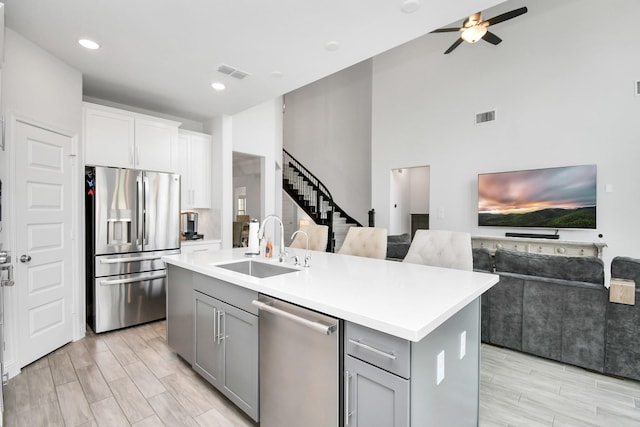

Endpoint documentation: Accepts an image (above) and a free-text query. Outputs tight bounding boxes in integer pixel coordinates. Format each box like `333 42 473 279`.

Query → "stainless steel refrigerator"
85 166 180 333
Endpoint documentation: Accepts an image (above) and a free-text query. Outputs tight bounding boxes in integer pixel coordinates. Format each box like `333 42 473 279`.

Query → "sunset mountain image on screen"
478 165 597 229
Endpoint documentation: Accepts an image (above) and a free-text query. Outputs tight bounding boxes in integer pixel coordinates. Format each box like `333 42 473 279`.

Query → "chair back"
338 227 387 259
403 230 472 271
290 224 329 251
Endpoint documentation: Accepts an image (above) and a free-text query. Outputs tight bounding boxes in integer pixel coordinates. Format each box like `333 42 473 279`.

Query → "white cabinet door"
177 130 212 209
84 103 180 172
135 118 178 172
84 106 135 168
189 133 212 208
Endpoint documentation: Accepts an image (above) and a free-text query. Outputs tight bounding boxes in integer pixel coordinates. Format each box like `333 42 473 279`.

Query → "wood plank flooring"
3 321 640 426
3 321 256 427
480 344 640 426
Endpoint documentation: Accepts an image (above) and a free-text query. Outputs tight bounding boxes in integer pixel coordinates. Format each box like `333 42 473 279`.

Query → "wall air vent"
636 80 640 96
475 110 496 124
217 64 250 80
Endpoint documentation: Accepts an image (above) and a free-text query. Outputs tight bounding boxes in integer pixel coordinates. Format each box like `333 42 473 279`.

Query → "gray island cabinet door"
345 355 409 427
192 290 259 422
193 291 223 386
167 265 194 364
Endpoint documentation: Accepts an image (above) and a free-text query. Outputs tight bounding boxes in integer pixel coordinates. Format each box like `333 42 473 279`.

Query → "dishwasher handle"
252 300 336 335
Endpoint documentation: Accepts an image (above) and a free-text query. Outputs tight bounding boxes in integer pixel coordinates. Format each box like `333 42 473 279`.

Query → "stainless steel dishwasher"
253 294 341 427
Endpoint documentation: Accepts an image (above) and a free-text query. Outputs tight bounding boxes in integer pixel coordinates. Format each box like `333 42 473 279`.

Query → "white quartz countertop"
163 248 498 342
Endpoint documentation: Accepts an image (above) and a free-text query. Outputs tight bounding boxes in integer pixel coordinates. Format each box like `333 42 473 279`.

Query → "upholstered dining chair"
289 224 329 251
403 230 473 271
337 227 387 259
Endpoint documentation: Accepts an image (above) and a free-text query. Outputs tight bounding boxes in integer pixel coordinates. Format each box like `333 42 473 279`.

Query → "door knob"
20 254 32 263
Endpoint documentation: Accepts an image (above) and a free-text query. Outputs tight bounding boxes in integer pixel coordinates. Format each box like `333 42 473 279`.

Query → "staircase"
283 149 361 252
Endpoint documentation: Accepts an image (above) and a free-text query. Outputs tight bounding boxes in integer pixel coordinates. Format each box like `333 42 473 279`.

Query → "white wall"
284 61 373 225
229 97 284 248
0 29 83 376
372 0 640 267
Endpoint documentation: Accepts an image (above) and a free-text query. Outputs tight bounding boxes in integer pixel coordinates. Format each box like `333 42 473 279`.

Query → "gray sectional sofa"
475 249 640 381
605 257 640 381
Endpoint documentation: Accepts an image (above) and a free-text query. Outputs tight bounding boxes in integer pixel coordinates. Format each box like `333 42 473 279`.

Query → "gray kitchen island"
163 247 498 426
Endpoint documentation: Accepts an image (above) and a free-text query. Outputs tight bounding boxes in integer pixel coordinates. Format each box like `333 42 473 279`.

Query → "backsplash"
182 208 221 240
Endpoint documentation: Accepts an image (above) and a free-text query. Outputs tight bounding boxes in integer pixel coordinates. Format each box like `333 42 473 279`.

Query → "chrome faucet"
290 230 311 268
258 215 288 263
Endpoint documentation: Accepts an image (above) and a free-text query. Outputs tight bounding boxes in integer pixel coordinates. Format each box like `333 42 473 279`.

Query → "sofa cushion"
495 249 604 284
487 274 524 351
473 247 493 272
386 233 411 260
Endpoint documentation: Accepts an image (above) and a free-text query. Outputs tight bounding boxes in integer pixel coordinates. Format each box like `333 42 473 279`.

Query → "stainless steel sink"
212 260 298 278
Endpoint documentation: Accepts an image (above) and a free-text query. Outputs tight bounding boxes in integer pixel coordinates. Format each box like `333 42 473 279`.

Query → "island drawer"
345 322 410 379
193 272 259 315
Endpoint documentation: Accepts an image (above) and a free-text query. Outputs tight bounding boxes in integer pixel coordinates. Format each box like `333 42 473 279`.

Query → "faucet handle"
293 255 300 266
303 253 311 268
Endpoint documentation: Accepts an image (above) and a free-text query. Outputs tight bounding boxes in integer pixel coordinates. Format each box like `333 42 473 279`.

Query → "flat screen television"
478 164 597 229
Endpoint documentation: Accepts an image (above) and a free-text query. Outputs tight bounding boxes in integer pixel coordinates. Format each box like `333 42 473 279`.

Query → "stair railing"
283 149 363 251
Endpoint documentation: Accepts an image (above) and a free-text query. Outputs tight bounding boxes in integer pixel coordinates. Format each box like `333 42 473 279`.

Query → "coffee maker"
181 211 203 240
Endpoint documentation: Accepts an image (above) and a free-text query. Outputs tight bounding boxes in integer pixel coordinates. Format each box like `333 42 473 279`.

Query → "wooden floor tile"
147 391 201 427
55 380 95 426
90 396 130 427
76 364 113 403
123 360 167 399
109 376 156 424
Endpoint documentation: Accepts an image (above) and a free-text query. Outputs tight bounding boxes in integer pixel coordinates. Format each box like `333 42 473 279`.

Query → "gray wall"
371 0 640 266
283 60 373 226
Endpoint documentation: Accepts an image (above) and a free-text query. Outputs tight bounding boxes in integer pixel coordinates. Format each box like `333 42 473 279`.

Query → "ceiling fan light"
461 25 487 43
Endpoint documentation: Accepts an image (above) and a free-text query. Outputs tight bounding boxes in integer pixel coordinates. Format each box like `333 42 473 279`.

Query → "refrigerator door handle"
136 175 143 246
100 272 166 286
143 176 149 246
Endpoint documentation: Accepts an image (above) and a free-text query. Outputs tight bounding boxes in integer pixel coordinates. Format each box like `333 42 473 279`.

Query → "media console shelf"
472 235 607 258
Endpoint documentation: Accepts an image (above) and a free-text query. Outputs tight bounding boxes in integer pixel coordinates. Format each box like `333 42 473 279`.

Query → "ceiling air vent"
476 110 496 124
217 64 250 80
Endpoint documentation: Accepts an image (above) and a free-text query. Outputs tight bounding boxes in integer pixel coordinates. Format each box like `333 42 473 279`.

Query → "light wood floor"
3 321 256 427
480 344 640 426
3 321 640 426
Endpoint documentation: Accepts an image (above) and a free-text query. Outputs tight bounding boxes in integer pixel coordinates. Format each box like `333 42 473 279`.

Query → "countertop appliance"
181 211 203 240
85 166 180 333
254 294 341 427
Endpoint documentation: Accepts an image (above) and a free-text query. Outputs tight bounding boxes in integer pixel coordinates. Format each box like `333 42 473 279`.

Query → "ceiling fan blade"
485 6 528 26
482 31 502 45
444 38 464 54
431 27 462 33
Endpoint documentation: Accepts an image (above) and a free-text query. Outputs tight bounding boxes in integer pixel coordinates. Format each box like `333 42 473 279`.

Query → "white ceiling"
2 0 506 122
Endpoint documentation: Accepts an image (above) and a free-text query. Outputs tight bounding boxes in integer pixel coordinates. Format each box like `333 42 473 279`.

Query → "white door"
14 120 73 367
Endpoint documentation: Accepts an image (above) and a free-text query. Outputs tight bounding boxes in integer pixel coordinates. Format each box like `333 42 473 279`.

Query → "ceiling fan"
431 6 528 54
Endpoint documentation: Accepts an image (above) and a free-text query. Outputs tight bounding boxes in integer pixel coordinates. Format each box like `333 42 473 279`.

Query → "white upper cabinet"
83 102 180 172
177 130 212 209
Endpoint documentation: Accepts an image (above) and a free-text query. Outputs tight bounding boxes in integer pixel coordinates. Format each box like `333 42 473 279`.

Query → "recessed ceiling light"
211 82 226 91
271 71 284 79
401 0 421 13
325 41 340 52
78 39 100 50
